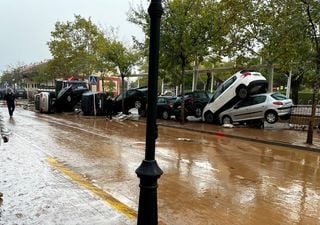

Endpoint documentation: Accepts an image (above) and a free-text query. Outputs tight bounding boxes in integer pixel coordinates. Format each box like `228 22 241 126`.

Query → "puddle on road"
6 111 320 225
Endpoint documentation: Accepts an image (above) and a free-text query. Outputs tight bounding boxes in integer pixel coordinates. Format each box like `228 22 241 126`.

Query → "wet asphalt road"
2 105 320 225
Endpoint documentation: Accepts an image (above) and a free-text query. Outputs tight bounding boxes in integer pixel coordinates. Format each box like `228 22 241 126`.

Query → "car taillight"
273 101 284 105
242 72 252 77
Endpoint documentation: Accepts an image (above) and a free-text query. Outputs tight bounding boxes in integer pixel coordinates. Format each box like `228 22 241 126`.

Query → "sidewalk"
156 118 320 152
0 129 135 225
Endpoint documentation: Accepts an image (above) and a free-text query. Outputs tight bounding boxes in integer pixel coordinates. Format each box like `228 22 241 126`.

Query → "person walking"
106 95 114 120
4 88 16 117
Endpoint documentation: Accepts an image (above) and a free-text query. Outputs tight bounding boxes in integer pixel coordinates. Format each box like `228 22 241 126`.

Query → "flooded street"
2 106 320 225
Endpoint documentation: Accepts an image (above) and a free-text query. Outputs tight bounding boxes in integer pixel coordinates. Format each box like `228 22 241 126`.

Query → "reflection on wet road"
7 109 320 225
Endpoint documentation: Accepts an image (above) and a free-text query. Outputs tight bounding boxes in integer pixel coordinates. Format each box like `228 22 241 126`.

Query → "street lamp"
135 0 163 225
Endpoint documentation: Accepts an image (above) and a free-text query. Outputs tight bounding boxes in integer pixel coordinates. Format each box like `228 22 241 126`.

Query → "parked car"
15 88 28 99
219 92 293 125
157 96 176 120
113 87 148 115
203 70 268 124
0 88 6 100
173 91 211 121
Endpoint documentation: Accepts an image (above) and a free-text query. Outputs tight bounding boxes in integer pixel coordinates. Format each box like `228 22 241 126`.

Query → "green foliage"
103 40 139 78
105 79 116 93
47 15 106 77
298 91 315 104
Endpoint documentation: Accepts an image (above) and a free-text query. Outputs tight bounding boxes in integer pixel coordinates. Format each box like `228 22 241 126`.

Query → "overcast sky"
0 0 148 74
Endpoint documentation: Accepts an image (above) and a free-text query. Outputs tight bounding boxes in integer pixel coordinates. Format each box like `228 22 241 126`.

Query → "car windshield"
210 76 237 102
271 93 288 100
115 93 123 101
126 89 137 97
157 97 176 104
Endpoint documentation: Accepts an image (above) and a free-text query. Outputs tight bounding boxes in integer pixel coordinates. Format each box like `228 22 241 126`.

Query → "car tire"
204 112 215 123
237 85 248 99
265 110 278 124
222 115 233 125
194 105 203 118
162 110 170 120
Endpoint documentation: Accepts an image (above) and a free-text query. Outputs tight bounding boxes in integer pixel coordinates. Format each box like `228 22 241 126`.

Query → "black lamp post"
135 0 163 225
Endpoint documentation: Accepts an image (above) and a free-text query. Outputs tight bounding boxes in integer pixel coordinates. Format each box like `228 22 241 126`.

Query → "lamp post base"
136 160 163 225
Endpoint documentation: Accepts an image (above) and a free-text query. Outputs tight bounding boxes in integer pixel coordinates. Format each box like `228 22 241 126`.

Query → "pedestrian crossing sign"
89 76 97 84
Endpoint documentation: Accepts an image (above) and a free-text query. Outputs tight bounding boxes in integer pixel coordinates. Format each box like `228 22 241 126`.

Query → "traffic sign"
89 76 97 84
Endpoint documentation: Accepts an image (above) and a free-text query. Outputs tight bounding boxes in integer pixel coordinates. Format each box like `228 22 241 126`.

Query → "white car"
203 70 268 124
219 92 293 125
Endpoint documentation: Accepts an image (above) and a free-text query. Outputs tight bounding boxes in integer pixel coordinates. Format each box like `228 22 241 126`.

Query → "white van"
202 70 268 124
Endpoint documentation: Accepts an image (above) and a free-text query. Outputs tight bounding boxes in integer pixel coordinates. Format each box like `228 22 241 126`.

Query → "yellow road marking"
47 157 137 219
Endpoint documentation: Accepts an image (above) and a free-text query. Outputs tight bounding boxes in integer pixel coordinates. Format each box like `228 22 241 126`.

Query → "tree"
220 0 312 91
160 0 226 123
47 15 106 79
129 1 232 123
105 79 116 94
301 0 320 144
102 39 139 113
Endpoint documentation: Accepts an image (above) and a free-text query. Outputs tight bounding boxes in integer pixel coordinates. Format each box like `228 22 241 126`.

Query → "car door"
244 95 267 120
231 97 255 121
157 97 166 116
233 95 267 121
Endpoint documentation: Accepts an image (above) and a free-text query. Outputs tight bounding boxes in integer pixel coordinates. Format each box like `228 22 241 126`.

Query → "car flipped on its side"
203 70 268 124
219 92 293 125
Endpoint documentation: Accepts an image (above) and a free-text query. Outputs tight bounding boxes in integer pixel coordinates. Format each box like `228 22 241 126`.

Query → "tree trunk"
205 72 212 92
180 61 186 124
291 73 303 105
268 64 274 92
306 55 320 144
121 74 126 114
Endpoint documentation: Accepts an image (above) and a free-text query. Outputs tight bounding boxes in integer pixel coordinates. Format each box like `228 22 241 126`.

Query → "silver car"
219 92 293 125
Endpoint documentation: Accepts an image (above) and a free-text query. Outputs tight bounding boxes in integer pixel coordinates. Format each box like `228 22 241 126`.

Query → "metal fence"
289 105 320 128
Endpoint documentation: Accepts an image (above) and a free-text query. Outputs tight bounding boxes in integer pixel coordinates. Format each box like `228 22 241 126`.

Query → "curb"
156 122 320 153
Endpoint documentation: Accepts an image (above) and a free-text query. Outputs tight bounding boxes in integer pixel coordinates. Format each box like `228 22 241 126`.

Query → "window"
157 97 165 104
210 76 237 102
236 95 266 108
271 93 287 100
253 96 266 104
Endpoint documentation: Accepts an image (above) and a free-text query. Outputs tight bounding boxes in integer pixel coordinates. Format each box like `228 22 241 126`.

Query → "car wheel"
204 112 215 123
134 100 142 109
265 111 278 124
194 105 202 118
237 85 248 99
162 110 170 120
222 115 233 125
